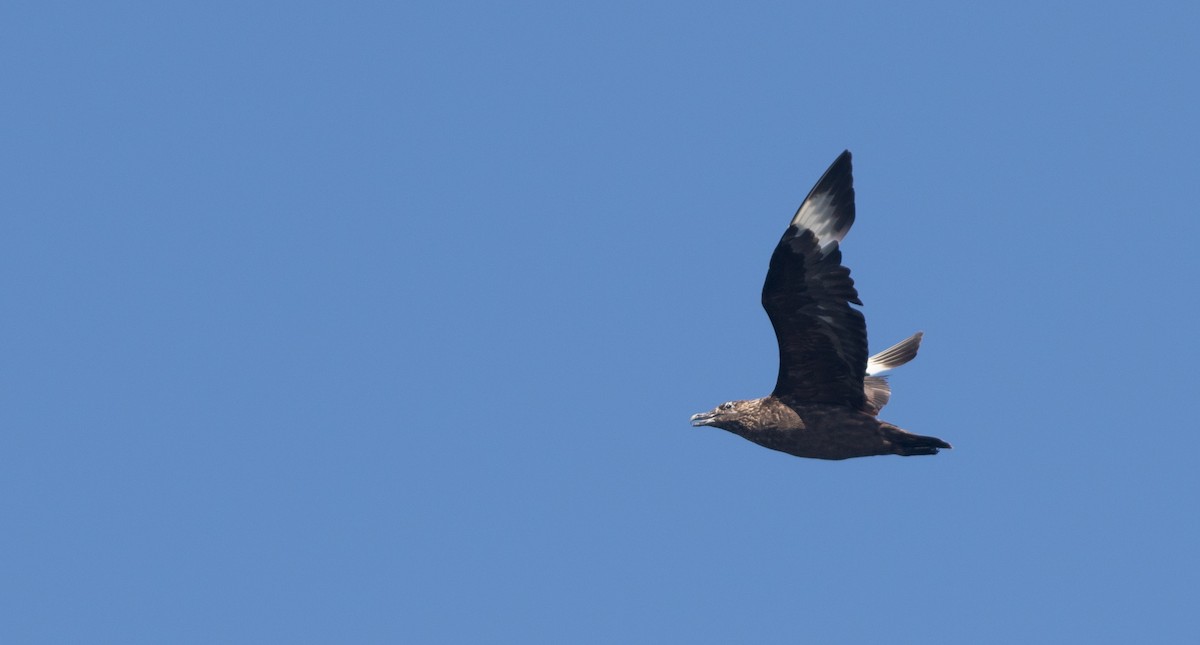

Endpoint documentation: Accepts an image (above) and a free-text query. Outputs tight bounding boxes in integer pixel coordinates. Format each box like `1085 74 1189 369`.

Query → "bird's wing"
861 332 924 415
866 332 923 375
863 375 891 415
762 150 868 410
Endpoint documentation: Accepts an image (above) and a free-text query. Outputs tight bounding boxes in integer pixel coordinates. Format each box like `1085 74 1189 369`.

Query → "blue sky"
3 1 1198 643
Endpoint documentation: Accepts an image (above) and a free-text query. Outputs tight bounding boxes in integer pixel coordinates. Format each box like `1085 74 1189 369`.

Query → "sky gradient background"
4 1 1199 643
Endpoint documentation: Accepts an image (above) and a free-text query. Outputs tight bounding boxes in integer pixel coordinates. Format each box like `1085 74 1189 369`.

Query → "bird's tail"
883 423 952 457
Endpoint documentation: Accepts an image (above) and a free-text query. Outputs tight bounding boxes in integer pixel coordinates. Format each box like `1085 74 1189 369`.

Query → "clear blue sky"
3 1 1198 643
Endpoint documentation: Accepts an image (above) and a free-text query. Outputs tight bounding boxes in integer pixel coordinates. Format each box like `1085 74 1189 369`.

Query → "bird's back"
731 398 949 460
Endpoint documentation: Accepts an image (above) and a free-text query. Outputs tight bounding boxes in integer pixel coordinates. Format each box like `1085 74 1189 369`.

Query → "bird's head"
690 399 759 434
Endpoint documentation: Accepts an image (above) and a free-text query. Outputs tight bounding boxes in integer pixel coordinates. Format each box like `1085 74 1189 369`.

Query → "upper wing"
762 151 868 410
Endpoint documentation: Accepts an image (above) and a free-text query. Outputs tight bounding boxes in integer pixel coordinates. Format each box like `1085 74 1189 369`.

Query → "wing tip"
866 331 924 375
789 150 856 251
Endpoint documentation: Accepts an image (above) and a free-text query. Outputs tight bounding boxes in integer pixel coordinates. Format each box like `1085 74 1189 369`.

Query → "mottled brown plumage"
690 151 950 460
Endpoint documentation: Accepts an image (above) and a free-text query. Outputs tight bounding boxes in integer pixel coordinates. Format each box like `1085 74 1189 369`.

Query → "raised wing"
762 151 868 410
862 332 924 415
863 375 892 415
866 332 923 376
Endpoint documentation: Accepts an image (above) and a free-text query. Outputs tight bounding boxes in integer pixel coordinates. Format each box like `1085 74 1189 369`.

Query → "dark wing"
762 150 868 410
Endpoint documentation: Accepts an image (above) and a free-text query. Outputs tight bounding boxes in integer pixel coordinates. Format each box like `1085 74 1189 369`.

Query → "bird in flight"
690 151 950 460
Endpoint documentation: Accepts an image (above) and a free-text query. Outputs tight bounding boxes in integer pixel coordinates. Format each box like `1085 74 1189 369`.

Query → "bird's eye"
720 402 734 411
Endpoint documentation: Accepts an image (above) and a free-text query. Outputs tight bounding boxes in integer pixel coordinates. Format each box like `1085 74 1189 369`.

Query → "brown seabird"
689 151 950 460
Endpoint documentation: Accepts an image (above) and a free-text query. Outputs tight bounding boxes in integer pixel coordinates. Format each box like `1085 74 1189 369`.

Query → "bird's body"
697 398 944 461
690 151 950 460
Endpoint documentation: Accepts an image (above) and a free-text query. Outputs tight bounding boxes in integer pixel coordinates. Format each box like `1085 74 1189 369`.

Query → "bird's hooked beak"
690 411 717 427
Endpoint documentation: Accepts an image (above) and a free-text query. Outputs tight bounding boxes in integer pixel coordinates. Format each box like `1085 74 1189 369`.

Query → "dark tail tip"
891 432 952 457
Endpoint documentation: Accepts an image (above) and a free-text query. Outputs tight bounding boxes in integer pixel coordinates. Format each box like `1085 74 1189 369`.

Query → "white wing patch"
790 191 845 253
